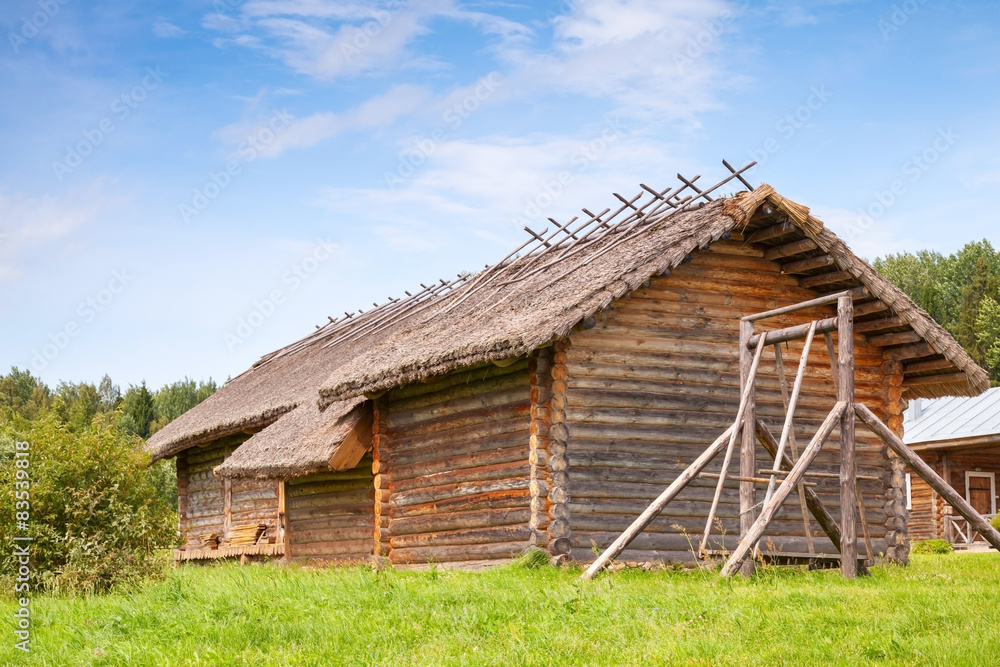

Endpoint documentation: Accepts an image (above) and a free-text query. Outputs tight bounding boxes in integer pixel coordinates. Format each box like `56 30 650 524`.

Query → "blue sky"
2 0 999 390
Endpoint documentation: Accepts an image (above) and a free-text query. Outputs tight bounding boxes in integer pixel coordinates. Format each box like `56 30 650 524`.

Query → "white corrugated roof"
903 386 1000 445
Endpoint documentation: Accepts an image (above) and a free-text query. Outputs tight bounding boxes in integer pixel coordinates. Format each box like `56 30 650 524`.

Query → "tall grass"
2 553 999 665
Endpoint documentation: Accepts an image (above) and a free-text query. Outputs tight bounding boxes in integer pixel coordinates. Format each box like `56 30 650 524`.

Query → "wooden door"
966 473 995 515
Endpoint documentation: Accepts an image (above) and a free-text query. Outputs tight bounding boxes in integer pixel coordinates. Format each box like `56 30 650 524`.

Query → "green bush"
0 415 178 595
992 515 1000 532
911 539 954 555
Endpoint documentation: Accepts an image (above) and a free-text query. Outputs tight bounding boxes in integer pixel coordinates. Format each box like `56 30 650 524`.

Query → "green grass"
3 553 1000 666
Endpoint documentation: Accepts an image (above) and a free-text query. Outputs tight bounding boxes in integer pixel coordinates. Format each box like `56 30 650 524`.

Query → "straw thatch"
213 398 366 479
151 181 988 476
318 185 987 405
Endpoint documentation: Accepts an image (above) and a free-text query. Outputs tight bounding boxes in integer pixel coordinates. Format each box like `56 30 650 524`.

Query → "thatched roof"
149 170 988 479
318 183 987 405
213 398 368 479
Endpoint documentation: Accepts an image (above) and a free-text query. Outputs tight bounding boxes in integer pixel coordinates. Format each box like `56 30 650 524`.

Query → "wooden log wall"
907 452 940 540
562 240 900 564
286 453 375 563
376 360 534 565
176 435 280 550
907 446 1000 542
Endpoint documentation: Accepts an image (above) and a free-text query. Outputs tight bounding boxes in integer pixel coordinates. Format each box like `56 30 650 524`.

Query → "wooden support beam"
744 290 854 323
580 425 737 580
782 254 835 275
884 342 936 361
855 403 1000 552
902 372 969 388
747 221 798 244
700 333 769 554
721 402 847 576
755 420 842 549
747 317 837 349
903 358 954 374
854 300 890 318
868 330 923 348
800 270 856 289
739 319 758 577
764 238 818 261
837 295 858 579
774 344 815 555
854 316 906 334
758 469 881 483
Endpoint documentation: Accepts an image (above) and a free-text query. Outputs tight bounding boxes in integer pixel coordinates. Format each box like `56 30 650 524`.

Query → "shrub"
0 414 178 595
911 539 954 555
992 515 1000 532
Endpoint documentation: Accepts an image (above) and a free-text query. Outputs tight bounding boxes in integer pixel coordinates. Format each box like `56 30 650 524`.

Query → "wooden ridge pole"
580 424 736 580
699 335 769 554
721 402 847 577
837 295 859 578
855 403 1000 552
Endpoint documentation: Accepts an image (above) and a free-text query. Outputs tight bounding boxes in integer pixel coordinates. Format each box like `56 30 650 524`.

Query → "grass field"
2 552 999 666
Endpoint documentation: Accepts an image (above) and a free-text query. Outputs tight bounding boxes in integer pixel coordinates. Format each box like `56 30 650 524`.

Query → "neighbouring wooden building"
148 173 989 568
904 387 1000 548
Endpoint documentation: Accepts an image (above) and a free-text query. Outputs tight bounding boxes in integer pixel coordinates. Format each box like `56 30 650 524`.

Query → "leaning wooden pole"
580 424 736 580
699 336 768 554
755 420 842 551
855 403 1000 552
721 402 846 577
837 295 859 578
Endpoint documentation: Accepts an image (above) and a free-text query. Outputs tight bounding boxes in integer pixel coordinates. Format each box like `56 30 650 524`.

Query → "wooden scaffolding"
583 291 1000 580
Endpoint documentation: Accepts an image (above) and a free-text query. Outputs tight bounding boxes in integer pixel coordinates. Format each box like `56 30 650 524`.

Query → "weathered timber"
855 404 1000 551
837 295 859 578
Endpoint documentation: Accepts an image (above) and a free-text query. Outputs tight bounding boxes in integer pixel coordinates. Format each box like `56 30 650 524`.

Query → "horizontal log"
902 372 970 388
389 524 533 550
289 539 374 558
782 254 835 275
389 369 530 414
387 401 530 441
288 502 373 522
386 421 528 461
763 238 818 261
290 526 373 544
747 221 799 244
389 460 530 495
868 330 923 348
903 357 954 374
390 477 531 508
798 270 856 289
289 514 373 533
884 342 936 361
854 316 906 334
287 489 372 511
854 300 890 317
390 489 531 519
387 444 528 482
747 317 838 348
389 540 530 564
389 358 530 400
288 477 373 498
385 385 530 429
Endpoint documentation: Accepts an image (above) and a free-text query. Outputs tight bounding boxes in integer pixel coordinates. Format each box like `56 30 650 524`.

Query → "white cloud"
153 19 187 38
0 181 118 282
216 84 432 158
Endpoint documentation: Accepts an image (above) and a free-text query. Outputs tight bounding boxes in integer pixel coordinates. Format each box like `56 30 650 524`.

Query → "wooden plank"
884 342 935 361
903 358 954 374
329 406 374 471
747 317 837 349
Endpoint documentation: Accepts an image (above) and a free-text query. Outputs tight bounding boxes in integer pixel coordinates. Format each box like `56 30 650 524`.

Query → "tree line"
874 239 1000 385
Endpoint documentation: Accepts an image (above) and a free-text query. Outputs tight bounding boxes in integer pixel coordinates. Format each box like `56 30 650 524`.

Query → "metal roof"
903 386 1000 445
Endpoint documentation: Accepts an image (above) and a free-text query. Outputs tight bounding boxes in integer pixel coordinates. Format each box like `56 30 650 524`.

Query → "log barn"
903 388 1000 548
148 171 989 569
